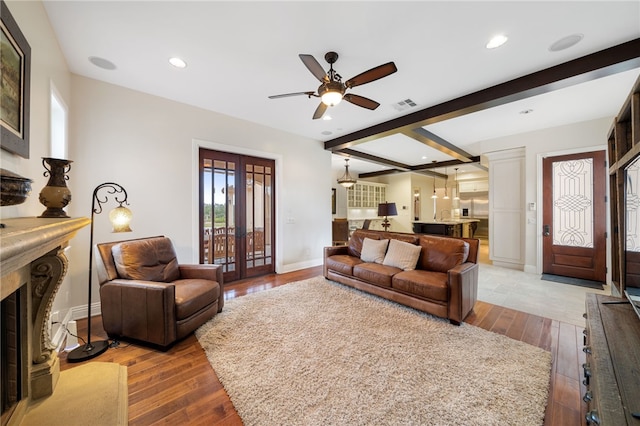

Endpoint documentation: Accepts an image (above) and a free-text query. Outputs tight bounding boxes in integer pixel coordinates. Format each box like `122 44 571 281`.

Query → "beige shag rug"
196 277 551 426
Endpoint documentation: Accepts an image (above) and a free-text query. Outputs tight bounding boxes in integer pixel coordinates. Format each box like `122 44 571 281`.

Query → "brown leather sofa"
324 229 479 325
95 236 223 347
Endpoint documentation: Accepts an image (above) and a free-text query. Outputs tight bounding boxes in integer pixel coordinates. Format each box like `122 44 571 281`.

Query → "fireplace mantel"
1 217 90 426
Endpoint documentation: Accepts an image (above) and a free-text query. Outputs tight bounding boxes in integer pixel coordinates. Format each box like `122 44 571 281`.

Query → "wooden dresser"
583 293 640 425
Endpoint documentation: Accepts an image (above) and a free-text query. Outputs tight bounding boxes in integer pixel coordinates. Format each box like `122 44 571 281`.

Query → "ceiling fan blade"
312 102 328 120
345 62 397 88
299 54 328 82
268 91 316 99
343 93 380 110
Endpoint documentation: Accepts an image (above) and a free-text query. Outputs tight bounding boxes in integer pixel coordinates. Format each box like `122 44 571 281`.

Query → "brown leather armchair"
95 236 223 347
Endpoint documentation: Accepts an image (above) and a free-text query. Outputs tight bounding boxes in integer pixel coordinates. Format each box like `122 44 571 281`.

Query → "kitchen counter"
413 219 480 237
414 218 480 225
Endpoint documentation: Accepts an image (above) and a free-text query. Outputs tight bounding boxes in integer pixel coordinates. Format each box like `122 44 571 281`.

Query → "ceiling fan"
268 52 397 120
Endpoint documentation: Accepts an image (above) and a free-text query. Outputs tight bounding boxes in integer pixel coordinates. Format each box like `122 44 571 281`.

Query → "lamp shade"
109 205 133 232
378 202 398 217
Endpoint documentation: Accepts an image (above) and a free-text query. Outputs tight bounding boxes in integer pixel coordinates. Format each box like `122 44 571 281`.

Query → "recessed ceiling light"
88 56 117 70
549 34 584 52
169 57 187 68
421 156 428 160
486 34 508 49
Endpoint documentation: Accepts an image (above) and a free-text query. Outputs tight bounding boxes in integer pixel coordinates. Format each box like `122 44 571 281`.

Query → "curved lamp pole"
67 182 132 362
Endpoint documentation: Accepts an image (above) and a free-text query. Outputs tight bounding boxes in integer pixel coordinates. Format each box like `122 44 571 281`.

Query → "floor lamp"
67 182 133 363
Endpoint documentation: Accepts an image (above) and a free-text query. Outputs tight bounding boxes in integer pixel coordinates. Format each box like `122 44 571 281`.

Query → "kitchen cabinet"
458 180 488 193
347 182 386 208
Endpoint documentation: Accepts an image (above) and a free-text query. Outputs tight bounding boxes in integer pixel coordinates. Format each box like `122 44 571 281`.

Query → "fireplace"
1 288 25 423
0 217 89 426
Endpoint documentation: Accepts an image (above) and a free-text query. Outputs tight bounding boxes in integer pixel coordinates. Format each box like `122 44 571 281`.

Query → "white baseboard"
279 258 322 274
51 310 71 351
50 302 102 351
70 301 102 321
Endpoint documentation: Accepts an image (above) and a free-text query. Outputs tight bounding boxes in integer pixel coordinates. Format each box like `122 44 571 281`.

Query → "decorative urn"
38 157 73 218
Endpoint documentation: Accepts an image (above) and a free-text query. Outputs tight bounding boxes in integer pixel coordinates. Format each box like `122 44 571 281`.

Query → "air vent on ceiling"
392 98 417 112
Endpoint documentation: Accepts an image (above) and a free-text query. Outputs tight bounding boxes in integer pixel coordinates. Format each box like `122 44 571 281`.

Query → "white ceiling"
42 1 640 176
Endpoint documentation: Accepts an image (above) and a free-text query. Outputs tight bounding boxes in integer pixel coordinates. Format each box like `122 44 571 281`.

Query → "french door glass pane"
245 163 272 269
204 159 236 272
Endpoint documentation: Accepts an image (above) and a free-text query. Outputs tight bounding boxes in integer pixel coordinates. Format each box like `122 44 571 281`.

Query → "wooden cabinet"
583 294 640 425
608 74 640 296
347 181 386 208
458 180 488 193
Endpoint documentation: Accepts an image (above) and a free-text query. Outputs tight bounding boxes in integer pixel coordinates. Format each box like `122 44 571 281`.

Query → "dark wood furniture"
608 74 640 296
583 293 640 425
332 218 349 245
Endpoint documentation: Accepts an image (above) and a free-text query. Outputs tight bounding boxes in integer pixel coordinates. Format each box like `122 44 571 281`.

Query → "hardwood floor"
59 266 587 425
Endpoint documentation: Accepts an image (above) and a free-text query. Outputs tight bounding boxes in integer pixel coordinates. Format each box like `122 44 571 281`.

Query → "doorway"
542 150 606 282
199 149 275 283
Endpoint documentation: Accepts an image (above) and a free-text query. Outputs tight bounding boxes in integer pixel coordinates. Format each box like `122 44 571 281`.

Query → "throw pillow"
360 238 389 264
382 239 421 271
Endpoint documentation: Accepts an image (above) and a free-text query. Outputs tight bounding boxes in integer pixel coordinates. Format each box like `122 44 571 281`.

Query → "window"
50 85 67 158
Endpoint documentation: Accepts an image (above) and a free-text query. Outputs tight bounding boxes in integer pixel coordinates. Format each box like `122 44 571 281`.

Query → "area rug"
541 273 604 290
196 277 551 426
22 362 128 425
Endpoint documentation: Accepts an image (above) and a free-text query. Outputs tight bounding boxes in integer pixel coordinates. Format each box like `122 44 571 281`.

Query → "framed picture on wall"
332 188 336 214
1 0 31 159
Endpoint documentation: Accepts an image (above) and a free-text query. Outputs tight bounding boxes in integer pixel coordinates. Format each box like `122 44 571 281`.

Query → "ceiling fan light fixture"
320 81 345 106
337 158 357 188
322 91 343 106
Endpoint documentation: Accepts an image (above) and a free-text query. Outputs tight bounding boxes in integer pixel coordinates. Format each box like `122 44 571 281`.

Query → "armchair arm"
178 264 223 311
99 279 177 346
447 262 479 325
179 264 222 283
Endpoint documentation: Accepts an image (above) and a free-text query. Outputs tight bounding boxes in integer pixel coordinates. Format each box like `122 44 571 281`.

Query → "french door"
542 150 606 282
199 149 275 282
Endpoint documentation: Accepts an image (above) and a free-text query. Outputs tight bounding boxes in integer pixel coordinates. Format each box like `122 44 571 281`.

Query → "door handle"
543 224 550 237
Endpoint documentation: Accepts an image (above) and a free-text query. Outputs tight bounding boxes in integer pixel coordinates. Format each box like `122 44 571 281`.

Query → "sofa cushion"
360 238 389 263
392 270 449 302
417 235 470 273
353 263 402 288
112 237 181 282
382 239 421 271
326 255 363 276
174 279 219 320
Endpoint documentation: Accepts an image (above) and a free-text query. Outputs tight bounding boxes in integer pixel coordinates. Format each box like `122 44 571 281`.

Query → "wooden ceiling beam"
324 38 640 152
403 128 475 162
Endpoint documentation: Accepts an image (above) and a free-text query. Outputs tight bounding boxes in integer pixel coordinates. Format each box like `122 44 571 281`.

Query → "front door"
542 150 606 282
199 149 275 282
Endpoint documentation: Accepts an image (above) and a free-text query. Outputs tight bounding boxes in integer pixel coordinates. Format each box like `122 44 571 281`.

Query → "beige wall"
2 1 332 321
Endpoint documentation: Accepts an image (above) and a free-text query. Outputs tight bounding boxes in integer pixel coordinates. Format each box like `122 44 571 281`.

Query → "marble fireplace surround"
0 217 90 426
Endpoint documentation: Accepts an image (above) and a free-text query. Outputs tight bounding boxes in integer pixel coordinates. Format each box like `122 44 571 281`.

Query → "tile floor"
475 238 610 326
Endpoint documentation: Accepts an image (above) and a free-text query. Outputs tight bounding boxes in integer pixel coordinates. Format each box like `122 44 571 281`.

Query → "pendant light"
431 175 438 199
454 168 460 200
443 168 450 200
337 158 357 188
